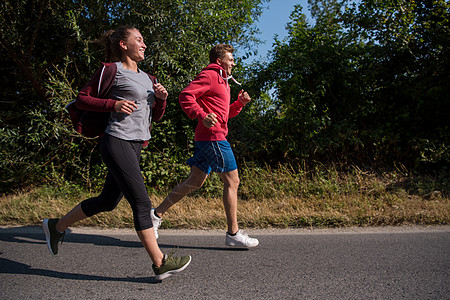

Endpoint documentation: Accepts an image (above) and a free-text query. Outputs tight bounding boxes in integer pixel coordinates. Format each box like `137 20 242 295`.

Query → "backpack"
66 64 158 138
66 101 110 138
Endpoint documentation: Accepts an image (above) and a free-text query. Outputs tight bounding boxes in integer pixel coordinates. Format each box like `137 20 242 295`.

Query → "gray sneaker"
151 208 162 239
152 251 191 280
43 218 65 255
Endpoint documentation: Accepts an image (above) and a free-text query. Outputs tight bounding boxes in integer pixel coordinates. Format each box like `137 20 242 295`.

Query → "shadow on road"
0 226 247 285
0 257 161 284
0 226 248 252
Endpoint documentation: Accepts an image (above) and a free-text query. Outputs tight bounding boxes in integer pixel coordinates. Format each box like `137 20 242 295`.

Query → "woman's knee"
102 201 118 212
81 197 119 216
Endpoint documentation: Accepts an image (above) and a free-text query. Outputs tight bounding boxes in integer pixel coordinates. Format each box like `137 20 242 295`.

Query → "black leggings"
81 134 153 231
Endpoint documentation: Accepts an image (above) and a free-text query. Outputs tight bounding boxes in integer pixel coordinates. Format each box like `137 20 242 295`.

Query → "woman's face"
120 29 146 62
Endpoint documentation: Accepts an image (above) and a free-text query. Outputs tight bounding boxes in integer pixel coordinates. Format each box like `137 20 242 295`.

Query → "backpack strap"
148 74 158 85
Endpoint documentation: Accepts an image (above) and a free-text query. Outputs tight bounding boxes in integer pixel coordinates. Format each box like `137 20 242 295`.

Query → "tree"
0 0 267 192
341 0 450 168
242 0 449 169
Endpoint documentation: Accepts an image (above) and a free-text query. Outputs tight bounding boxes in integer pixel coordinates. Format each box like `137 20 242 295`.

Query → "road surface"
1 225 449 299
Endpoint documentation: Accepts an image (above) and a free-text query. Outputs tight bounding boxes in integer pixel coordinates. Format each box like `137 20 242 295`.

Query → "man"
151 44 258 247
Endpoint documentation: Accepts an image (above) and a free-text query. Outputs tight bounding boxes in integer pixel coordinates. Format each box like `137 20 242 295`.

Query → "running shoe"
226 230 259 247
43 218 65 255
151 208 162 239
152 251 191 280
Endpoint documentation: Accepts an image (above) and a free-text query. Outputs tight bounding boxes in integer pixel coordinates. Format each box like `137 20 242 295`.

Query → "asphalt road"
1 225 449 299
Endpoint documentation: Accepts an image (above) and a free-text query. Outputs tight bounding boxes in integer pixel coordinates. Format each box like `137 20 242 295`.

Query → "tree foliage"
240 0 449 170
1 0 448 194
0 0 266 192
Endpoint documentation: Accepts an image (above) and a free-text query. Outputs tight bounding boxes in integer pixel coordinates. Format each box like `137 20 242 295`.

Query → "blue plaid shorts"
187 141 238 175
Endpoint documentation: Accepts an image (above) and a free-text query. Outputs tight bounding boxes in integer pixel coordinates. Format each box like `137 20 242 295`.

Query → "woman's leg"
56 203 86 232
44 146 125 256
99 135 166 265
57 171 123 232
137 228 164 266
45 134 191 277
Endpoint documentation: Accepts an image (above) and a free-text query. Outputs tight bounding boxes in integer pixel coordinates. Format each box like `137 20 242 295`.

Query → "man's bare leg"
219 169 240 234
220 169 259 247
155 166 208 217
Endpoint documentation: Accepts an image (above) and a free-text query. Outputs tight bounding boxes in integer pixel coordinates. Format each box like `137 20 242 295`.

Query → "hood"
202 63 226 74
202 63 241 86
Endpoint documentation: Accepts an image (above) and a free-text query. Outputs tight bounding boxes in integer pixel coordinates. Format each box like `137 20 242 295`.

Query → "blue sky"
241 0 311 63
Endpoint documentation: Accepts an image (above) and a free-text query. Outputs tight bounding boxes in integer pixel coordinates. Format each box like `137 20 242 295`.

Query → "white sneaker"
225 230 259 248
151 208 162 239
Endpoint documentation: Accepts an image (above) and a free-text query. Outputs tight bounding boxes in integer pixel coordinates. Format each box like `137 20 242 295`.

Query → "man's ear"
215 57 222 65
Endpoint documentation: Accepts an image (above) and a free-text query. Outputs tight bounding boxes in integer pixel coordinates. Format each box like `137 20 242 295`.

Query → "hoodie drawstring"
219 69 241 86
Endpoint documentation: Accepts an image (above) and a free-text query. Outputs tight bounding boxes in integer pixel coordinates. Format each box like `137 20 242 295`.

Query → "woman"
43 26 191 280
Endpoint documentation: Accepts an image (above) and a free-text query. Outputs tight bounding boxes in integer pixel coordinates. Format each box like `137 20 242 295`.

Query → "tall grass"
1 164 448 229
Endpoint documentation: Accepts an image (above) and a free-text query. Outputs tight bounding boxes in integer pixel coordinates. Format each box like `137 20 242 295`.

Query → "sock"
154 209 161 219
228 231 237 236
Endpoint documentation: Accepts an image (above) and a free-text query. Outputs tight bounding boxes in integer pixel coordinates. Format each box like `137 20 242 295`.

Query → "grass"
0 164 449 229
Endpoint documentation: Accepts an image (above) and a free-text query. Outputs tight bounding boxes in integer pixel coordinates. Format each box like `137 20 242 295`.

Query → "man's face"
218 52 236 75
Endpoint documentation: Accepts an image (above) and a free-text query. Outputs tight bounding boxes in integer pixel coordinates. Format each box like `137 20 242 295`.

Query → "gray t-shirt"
105 62 156 141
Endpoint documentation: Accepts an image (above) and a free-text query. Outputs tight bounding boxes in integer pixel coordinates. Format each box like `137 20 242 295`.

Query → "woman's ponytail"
97 25 136 62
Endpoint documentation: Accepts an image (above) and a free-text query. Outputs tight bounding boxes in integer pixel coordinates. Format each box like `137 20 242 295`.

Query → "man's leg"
219 169 259 247
218 169 240 234
155 166 208 216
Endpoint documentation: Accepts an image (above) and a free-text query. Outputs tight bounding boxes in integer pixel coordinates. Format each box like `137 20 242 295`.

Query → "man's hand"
203 113 218 128
238 90 251 105
114 100 138 115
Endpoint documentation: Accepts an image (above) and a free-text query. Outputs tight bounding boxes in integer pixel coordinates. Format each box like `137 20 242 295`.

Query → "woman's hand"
114 100 138 115
154 83 168 101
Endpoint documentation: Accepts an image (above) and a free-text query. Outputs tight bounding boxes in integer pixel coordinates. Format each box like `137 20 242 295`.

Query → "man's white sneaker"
225 230 259 248
151 208 162 239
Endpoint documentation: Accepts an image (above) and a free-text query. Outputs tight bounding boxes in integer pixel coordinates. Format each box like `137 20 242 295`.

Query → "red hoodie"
179 63 245 141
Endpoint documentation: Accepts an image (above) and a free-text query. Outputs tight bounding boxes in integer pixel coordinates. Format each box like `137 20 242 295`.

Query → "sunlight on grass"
1 164 448 228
